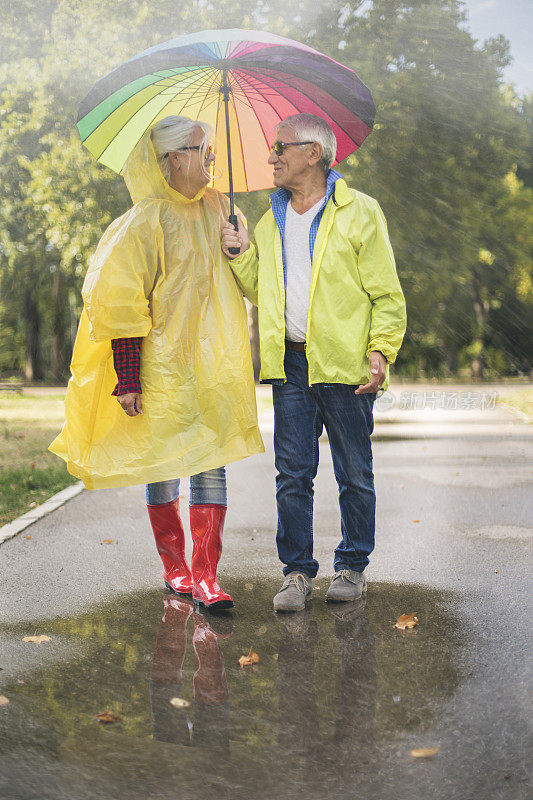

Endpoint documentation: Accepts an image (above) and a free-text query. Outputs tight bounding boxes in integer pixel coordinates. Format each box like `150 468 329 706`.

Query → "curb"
0 482 84 545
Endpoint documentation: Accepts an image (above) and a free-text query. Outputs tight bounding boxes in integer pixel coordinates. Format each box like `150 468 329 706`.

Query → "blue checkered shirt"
269 168 343 289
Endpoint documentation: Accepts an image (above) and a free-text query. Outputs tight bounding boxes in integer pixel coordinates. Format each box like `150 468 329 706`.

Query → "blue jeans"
146 467 227 506
273 349 376 578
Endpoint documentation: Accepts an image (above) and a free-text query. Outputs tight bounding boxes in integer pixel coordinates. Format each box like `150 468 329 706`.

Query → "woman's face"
168 126 215 194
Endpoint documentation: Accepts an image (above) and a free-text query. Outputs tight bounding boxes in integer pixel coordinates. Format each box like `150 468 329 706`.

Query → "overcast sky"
461 0 532 94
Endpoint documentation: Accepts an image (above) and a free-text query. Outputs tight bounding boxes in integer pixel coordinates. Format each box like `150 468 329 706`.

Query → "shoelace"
284 574 308 592
333 569 353 583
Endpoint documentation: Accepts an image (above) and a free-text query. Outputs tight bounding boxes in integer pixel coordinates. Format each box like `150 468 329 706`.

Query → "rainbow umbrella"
77 28 375 232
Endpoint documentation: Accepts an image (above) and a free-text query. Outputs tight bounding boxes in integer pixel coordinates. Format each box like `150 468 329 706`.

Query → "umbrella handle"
228 213 240 256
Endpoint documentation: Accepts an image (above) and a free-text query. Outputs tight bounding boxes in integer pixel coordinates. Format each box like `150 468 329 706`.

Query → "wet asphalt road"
0 396 532 799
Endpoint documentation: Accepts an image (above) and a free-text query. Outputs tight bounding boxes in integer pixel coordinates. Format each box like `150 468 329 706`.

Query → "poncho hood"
121 128 207 206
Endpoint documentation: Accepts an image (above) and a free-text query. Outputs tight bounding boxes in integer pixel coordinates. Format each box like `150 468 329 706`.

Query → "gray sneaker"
273 572 313 612
325 569 367 602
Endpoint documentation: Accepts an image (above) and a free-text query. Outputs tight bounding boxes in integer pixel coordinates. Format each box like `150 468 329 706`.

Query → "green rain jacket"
229 176 407 390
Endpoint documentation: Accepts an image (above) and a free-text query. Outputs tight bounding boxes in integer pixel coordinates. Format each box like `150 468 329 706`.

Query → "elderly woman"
50 116 264 609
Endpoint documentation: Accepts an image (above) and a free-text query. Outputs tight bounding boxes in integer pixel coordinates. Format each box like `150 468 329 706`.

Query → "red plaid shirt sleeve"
111 337 143 396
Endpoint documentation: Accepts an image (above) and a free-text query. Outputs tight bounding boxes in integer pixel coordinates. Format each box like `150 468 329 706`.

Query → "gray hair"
276 113 337 173
150 115 213 182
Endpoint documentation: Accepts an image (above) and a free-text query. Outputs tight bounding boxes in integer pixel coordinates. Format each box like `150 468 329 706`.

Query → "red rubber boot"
147 499 193 596
190 504 234 609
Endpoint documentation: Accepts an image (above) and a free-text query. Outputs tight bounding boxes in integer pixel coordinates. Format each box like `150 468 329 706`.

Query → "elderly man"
222 113 406 612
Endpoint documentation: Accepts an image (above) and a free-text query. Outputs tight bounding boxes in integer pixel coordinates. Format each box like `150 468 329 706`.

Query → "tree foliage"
0 0 531 381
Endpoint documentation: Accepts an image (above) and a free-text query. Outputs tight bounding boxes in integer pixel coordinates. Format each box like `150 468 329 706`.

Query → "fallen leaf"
25 535 31 540
412 519 420 523
169 697 190 708
394 613 418 630
22 635 51 644
102 539 114 544
0 695 10 706
238 648 260 668
411 746 440 758
94 710 120 724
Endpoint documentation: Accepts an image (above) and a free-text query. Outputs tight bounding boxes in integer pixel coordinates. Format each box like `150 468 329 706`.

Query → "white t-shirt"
284 196 325 342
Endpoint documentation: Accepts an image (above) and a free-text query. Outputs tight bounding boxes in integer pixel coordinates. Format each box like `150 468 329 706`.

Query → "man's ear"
308 142 323 167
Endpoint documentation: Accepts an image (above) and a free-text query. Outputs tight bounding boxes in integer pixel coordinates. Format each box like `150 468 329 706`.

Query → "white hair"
276 113 337 173
150 115 213 182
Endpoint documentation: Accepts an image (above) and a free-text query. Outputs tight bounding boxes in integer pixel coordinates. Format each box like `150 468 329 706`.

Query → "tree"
0 0 531 380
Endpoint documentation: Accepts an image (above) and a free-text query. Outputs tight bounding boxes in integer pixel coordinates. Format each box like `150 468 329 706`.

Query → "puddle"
0 580 510 799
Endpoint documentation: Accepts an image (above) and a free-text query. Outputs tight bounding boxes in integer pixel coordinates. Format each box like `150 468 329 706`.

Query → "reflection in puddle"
150 598 231 753
0 581 463 799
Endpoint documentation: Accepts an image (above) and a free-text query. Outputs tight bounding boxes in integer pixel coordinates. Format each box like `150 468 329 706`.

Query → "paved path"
0 392 531 799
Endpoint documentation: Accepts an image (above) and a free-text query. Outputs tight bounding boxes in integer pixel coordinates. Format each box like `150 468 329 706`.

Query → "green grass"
0 391 77 526
497 389 533 422
0 465 78 526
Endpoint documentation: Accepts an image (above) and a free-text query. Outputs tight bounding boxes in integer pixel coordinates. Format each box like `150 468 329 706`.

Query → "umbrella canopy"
77 28 375 194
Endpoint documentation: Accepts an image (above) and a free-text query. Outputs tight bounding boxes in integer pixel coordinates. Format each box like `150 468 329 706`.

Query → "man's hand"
354 351 387 395
221 214 250 259
117 392 143 416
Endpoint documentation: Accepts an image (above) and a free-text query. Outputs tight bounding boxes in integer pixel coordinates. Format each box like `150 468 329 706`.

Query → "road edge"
0 482 84 545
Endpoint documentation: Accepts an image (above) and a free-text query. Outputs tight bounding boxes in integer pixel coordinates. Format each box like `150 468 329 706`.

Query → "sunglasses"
164 145 215 159
270 140 315 156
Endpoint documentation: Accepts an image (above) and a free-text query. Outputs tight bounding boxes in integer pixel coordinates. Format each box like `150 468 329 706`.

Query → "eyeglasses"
270 140 315 156
164 145 215 159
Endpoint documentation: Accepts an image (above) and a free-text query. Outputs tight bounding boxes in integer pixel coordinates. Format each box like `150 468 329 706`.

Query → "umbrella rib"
235 66 361 145
230 69 278 155
89 68 210 156
232 68 298 116
226 74 249 192
85 67 212 138
172 66 220 115
193 66 226 118
108 66 218 155
231 69 287 122
96 79 193 161
229 71 287 110
169 65 219 107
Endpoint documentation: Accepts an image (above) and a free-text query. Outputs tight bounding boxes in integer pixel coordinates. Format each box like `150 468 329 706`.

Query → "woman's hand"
117 392 143 416
221 215 250 258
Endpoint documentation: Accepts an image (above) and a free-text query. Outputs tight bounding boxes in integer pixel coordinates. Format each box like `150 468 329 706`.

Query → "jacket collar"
331 176 353 207
269 168 344 215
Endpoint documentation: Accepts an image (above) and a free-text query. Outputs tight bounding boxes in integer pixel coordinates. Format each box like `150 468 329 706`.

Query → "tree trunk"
470 266 489 381
24 288 43 382
51 270 68 382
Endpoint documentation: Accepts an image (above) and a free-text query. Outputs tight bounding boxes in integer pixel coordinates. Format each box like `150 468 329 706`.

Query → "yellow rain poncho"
50 131 264 489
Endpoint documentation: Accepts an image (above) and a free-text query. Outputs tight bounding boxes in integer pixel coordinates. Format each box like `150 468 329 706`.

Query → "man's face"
268 125 312 190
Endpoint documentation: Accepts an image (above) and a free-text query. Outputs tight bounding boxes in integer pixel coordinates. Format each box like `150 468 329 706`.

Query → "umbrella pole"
221 69 240 255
